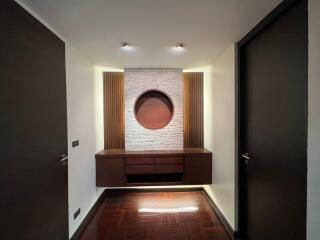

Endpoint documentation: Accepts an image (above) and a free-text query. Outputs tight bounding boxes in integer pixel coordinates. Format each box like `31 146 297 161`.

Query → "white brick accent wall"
125 68 183 150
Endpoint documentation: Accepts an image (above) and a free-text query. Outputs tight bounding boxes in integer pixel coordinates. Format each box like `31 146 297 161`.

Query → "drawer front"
184 155 212 184
96 157 126 187
126 157 154 165
155 164 184 174
154 156 183 165
126 165 155 174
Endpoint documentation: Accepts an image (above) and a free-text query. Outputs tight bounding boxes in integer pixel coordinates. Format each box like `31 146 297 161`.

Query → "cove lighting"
138 207 199 213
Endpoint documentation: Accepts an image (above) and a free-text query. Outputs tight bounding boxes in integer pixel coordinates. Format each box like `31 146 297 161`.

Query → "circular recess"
134 90 174 130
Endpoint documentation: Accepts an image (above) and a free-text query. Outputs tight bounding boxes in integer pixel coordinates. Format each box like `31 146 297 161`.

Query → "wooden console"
95 148 212 187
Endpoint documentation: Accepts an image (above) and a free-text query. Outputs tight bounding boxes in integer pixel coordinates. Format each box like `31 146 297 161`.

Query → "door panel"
0 1 68 239
239 0 308 239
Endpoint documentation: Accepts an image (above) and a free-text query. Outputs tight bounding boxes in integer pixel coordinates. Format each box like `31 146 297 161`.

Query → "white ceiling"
20 0 282 69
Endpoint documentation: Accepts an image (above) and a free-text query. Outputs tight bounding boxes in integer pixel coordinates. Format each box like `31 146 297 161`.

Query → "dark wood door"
238 0 308 239
0 1 68 239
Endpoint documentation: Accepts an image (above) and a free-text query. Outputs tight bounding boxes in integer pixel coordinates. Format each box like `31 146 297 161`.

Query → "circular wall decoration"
134 90 174 130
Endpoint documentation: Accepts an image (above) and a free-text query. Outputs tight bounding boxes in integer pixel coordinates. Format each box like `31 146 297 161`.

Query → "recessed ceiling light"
176 43 186 49
121 42 130 48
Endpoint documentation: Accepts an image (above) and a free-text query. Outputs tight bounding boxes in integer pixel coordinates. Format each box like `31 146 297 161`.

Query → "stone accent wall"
125 68 183 150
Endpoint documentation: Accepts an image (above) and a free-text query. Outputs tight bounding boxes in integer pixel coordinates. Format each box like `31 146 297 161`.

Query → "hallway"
1 0 319 239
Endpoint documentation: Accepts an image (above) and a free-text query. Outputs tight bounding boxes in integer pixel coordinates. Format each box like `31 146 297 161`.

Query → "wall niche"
134 90 174 130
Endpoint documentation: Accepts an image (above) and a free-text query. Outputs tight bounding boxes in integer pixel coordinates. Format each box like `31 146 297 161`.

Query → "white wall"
125 68 183 151
307 1 320 240
202 45 236 230
66 45 103 238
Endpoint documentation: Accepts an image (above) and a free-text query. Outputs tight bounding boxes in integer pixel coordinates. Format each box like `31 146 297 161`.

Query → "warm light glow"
176 42 185 49
169 43 186 54
93 65 124 150
169 47 186 54
138 207 199 213
121 42 135 51
121 42 130 48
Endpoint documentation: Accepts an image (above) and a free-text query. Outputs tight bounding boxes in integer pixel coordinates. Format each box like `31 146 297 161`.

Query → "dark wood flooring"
79 191 231 240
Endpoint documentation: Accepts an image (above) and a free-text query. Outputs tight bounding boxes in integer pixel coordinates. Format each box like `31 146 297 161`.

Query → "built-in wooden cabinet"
96 148 212 187
184 155 212 184
96 157 126 186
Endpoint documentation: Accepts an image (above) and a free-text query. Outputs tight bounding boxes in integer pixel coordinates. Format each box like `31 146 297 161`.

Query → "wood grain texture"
96 157 126 187
183 72 204 148
104 72 125 149
78 191 231 240
96 148 211 158
134 90 174 130
95 149 212 186
184 156 212 184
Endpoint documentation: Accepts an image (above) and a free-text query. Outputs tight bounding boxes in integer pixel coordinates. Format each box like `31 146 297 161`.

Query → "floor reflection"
79 191 230 240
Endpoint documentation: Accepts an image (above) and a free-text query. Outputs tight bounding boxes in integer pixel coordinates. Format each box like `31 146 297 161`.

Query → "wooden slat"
183 72 204 148
103 72 125 149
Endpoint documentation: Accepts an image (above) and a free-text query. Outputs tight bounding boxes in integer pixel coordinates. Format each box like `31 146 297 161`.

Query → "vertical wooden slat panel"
103 72 125 149
183 72 204 148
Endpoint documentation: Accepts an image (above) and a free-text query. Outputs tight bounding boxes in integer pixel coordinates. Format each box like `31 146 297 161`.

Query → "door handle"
60 154 68 166
242 153 251 160
241 153 251 165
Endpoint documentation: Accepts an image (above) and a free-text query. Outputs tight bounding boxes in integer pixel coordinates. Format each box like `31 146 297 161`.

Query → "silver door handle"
60 154 68 166
241 153 251 160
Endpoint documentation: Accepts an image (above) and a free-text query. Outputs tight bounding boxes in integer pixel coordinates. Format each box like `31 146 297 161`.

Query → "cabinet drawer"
96 157 126 187
126 165 155 174
184 155 212 184
155 164 183 174
126 157 154 165
154 157 183 165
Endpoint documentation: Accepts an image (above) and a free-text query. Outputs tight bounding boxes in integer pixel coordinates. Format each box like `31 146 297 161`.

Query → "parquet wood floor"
79 191 231 240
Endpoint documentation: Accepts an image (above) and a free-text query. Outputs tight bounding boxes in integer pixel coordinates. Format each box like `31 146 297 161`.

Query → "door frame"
235 0 304 238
